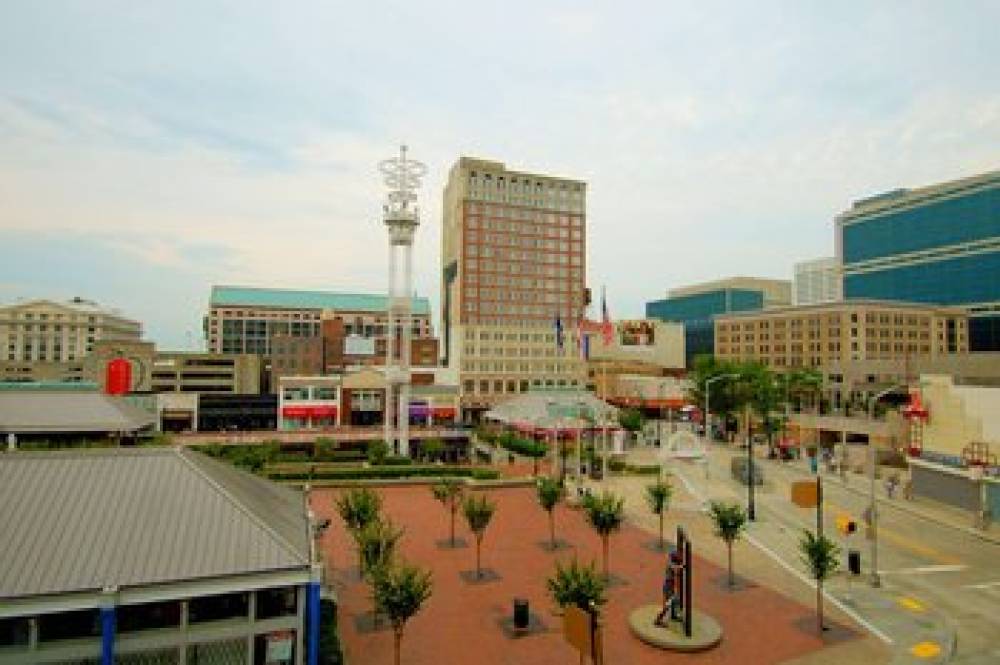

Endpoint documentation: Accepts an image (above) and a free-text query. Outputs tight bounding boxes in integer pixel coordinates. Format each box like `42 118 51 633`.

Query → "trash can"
513 598 529 630
848 550 861 576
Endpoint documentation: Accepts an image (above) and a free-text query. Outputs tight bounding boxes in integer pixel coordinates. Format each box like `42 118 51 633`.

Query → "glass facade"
842 186 999 264
646 289 765 366
841 175 1000 351
844 250 1000 305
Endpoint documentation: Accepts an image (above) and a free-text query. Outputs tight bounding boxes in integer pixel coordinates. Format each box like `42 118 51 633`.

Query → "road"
658 444 1000 664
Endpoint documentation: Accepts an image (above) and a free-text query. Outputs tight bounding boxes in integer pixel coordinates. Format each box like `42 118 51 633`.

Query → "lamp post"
704 373 740 445
868 382 907 588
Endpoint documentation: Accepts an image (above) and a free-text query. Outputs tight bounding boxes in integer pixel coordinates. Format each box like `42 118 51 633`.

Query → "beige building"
715 300 968 369
585 319 685 396
0 297 141 364
919 374 1000 457
441 157 587 411
2 338 262 396
205 286 432 356
668 277 791 309
793 257 842 306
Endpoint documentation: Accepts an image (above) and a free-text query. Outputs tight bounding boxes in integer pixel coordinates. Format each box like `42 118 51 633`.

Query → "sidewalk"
747 449 1000 547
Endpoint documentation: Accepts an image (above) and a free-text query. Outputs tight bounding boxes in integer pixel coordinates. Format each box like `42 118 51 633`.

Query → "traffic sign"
791 480 818 508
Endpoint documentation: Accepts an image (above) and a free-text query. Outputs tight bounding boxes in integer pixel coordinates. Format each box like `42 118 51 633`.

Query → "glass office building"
646 289 765 366
838 171 1000 351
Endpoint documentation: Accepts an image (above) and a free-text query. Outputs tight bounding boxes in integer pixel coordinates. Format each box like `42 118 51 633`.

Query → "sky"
1 1 998 348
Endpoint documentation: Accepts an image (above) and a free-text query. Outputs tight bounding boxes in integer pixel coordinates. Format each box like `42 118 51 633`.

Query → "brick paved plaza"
313 483 863 665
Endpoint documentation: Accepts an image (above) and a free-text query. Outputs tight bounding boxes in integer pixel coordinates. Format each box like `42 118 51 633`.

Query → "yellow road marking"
909 641 941 659
898 596 926 612
822 500 962 566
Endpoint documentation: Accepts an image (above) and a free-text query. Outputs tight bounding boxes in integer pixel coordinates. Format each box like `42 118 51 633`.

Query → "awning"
281 405 337 418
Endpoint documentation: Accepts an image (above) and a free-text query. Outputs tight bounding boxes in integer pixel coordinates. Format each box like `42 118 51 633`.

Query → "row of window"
464 258 578 278
467 224 580 241
2 312 99 322
461 361 579 373
462 376 581 396
466 202 584 223
466 245 583 266
465 302 582 317
0 588 297 648
463 345 576 358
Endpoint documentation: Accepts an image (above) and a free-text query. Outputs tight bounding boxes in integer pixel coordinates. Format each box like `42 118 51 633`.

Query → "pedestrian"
885 473 899 499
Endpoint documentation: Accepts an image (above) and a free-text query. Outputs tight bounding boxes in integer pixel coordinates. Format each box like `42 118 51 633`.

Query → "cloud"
1 1 998 343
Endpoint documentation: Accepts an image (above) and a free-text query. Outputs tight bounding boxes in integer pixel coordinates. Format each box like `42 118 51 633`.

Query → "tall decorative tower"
379 145 426 456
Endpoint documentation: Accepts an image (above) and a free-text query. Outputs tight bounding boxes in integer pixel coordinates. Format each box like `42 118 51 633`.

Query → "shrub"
367 440 389 466
268 466 500 482
547 558 607 611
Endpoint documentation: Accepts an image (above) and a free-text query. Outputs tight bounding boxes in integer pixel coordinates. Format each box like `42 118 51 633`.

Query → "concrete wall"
921 374 1000 456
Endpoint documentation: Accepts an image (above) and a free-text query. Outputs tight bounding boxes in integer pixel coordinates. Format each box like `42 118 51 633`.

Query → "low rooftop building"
0 447 319 664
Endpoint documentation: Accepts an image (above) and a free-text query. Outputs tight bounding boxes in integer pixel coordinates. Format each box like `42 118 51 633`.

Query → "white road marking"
674 467 894 645
745 532 895 645
879 565 969 576
962 580 1000 589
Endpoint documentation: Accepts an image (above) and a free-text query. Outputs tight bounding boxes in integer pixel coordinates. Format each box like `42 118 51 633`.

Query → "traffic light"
836 515 858 536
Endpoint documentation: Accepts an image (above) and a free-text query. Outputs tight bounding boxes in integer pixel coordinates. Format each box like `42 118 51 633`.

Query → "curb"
747 454 1000 547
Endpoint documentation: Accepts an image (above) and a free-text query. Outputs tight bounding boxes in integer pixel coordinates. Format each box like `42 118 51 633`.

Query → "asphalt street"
663 444 1000 665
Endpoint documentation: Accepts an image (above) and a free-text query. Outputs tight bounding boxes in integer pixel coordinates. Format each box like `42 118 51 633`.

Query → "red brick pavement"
313 486 858 665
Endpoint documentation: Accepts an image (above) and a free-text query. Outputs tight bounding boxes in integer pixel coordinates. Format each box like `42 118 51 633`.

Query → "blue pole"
307 580 321 665
100 605 115 665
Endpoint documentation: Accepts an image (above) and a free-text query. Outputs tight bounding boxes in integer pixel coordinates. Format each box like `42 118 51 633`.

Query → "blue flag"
554 315 564 349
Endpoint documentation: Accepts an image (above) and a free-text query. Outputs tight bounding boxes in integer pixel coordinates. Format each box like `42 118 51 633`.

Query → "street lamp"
868 381 907 588
704 373 740 444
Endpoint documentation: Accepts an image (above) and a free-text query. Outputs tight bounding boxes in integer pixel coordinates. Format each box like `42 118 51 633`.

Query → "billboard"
618 320 655 346
344 335 376 356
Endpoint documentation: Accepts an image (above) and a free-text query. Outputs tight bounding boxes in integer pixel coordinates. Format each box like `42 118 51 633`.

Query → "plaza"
312 474 875 665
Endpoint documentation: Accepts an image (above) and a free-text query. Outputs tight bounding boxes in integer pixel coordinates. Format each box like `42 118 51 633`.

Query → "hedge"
267 465 500 482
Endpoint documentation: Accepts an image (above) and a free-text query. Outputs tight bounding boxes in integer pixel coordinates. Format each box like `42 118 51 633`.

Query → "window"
118 600 181 633
38 609 101 642
189 592 249 624
256 587 298 620
0 617 29 647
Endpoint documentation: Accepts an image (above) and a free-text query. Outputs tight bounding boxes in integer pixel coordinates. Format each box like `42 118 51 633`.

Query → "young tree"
708 500 747 589
462 494 497 579
800 529 840 633
336 488 382 573
430 480 464 547
546 558 607 612
618 408 644 437
644 479 673 550
356 518 404 625
367 439 390 465
536 477 563 548
373 561 433 665
421 438 445 463
583 491 625 579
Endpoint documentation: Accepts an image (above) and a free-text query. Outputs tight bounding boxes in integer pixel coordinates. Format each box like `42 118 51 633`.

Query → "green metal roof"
0 381 98 392
210 286 430 315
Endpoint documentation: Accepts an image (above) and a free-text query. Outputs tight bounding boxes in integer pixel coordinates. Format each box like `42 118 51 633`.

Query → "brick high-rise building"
441 157 587 414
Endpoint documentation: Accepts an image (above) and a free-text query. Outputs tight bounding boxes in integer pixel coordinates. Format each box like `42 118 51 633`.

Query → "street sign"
563 605 592 655
791 480 819 508
563 604 602 662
